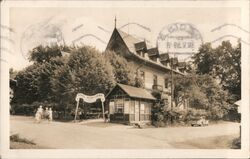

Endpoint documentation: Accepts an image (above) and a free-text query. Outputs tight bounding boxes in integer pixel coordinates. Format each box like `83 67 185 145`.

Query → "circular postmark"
20 20 65 60
157 22 203 60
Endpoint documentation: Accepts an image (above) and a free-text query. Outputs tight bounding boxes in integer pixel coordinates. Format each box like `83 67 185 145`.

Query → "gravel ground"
10 115 240 149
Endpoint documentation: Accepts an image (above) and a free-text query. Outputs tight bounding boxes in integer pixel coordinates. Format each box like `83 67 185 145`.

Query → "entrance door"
135 101 140 122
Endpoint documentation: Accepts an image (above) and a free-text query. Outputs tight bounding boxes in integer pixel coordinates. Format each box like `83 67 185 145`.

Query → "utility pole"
171 57 173 110
170 53 175 124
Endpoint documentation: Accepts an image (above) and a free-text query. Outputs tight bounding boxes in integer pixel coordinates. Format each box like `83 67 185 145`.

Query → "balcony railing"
152 84 163 92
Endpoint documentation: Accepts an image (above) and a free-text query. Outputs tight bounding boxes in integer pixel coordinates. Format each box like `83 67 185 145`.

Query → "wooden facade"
106 84 156 124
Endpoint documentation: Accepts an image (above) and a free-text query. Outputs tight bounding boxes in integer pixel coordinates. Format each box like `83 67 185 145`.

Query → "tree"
193 41 241 100
9 68 18 79
174 74 232 119
13 57 65 105
51 46 115 114
29 45 62 63
104 50 143 87
193 43 215 74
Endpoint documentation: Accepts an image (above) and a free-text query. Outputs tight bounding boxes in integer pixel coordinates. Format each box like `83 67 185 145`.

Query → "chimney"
176 66 180 72
166 63 171 68
144 53 149 60
157 57 161 64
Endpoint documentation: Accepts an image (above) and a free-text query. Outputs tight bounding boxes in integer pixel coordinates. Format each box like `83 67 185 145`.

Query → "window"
153 75 158 85
115 99 124 113
140 70 145 82
140 103 145 114
164 78 168 88
124 99 130 114
145 105 151 114
109 100 115 114
130 103 135 114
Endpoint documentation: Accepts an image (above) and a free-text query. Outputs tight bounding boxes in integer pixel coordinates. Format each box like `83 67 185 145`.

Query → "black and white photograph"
1 0 249 158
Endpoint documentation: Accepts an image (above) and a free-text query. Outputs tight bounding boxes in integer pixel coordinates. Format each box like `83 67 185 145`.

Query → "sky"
8 7 243 70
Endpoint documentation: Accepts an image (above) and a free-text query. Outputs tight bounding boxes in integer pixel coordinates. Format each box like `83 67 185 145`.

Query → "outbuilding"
106 83 156 124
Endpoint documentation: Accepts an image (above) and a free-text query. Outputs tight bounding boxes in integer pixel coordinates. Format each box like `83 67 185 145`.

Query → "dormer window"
134 41 147 56
147 47 159 62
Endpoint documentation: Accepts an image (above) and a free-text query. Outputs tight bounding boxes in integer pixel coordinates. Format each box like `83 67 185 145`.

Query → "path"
10 116 240 149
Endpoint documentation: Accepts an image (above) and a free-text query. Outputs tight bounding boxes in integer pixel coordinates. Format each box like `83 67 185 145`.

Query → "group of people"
35 105 53 123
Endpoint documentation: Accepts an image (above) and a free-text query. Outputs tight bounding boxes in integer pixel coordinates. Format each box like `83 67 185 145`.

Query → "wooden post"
101 102 105 122
74 100 79 122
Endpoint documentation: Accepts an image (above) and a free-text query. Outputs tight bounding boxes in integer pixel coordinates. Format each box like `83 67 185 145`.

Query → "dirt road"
10 116 240 149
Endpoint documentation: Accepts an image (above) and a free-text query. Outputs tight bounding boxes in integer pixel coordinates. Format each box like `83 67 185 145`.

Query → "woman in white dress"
35 105 43 123
48 108 53 122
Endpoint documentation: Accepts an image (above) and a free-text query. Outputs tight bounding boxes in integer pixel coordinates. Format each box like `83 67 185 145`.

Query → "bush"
10 134 35 145
152 99 212 126
11 104 36 116
231 137 241 149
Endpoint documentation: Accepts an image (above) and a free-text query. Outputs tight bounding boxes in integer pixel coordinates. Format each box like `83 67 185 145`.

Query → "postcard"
1 0 249 158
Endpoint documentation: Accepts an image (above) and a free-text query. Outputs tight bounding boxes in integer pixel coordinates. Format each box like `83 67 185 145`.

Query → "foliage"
10 134 35 145
193 41 241 100
51 46 115 112
13 57 65 104
9 68 18 79
29 45 62 63
231 137 241 149
174 74 234 120
14 44 152 117
104 50 143 87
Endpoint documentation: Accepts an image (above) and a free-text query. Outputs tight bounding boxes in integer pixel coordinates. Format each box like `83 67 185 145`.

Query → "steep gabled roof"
117 29 141 53
106 28 186 76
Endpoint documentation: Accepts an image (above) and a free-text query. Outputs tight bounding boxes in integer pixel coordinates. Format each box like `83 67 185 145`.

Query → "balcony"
152 84 163 92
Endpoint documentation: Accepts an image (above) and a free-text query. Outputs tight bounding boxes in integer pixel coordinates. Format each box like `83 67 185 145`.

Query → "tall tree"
193 41 241 100
51 46 115 111
174 74 232 119
104 50 143 87
29 45 62 63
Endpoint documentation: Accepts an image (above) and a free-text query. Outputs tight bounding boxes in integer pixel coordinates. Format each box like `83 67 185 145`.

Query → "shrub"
10 134 35 145
231 137 241 149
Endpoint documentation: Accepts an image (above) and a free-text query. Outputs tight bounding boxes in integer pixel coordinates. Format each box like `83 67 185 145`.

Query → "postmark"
210 23 250 45
1 25 15 62
72 34 107 45
20 19 65 60
72 24 84 32
157 22 203 60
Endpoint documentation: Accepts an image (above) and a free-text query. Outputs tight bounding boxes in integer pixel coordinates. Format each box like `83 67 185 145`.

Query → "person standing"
104 110 109 122
44 107 49 121
35 105 43 123
48 108 53 122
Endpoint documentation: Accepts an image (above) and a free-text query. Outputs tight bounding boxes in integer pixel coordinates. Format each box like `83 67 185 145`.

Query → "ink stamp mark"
20 20 65 60
119 22 151 32
1 24 15 33
157 22 203 58
72 24 84 32
210 23 249 45
210 35 249 45
72 34 107 45
97 26 111 33
211 23 249 34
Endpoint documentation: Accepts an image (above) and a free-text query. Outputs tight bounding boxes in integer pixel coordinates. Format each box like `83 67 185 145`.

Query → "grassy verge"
231 137 241 149
171 135 239 149
10 134 47 149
